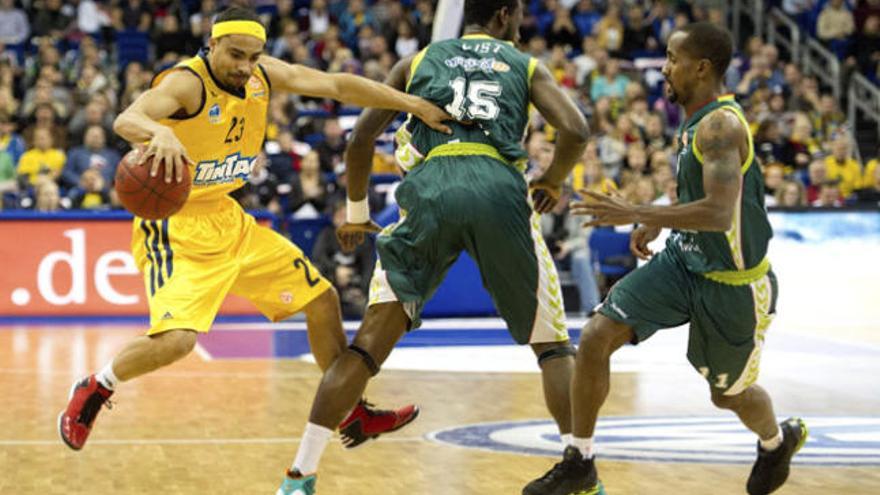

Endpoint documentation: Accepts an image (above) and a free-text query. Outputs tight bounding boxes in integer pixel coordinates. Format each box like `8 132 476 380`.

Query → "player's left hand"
529 178 562 214
571 190 640 227
337 220 382 253
412 99 454 135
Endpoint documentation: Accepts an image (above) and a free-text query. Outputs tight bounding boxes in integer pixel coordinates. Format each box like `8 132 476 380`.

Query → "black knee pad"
347 344 380 376
537 344 577 366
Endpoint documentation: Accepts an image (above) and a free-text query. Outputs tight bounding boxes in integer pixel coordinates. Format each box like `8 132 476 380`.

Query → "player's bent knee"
169 331 197 361
535 342 576 366
318 285 340 307
154 329 197 364
580 314 633 355
710 389 744 410
347 344 380 376
305 286 340 316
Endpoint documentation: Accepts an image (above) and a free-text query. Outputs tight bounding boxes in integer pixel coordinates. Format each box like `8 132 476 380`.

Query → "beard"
228 73 250 89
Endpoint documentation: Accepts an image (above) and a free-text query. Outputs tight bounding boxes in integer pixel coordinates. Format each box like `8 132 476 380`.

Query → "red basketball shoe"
58 375 114 450
338 399 419 448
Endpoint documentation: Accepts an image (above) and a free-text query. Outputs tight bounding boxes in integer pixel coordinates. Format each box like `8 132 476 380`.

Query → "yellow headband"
211 20 267 43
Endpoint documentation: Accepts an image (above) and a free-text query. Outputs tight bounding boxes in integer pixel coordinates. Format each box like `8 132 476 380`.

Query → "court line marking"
193 342 213 362
0 367 546 381
202 321 880 352
4 318 878 352
208 317 589 332
0 436 425 447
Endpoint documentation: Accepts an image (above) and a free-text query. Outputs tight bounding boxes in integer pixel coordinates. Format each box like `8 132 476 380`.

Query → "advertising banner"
0 213 261 316
2 211 879 324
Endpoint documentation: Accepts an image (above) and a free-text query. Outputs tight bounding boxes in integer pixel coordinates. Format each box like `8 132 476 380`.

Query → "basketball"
114 150 191 219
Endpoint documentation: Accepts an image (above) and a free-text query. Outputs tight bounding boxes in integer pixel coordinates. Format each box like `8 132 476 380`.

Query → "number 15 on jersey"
445 77 503 120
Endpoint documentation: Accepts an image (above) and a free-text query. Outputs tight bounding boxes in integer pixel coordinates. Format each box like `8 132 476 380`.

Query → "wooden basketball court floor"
2 316 879 495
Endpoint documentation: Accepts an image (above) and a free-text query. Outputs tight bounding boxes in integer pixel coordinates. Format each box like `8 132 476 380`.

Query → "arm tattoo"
699 112 743 186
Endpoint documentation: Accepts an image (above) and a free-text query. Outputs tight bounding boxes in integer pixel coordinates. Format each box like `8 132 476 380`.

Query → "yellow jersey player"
59 6 452 454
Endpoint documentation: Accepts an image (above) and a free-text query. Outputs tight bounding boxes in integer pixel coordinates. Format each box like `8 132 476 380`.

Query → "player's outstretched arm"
113 70 201 182
529 61 590 213
571 109 745 231
258 55 452 134
336 56 414 253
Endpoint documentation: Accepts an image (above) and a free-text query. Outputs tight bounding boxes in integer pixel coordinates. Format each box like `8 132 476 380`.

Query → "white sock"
760 427 783 451
95 360 118 390
561 433 573 446
293 423 333 475
572 436 594 459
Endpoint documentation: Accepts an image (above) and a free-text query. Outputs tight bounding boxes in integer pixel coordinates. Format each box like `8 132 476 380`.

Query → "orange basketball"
114 150 191 219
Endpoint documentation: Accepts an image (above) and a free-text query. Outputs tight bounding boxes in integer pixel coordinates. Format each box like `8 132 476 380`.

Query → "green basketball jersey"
667 95 773 281
394 33 536 171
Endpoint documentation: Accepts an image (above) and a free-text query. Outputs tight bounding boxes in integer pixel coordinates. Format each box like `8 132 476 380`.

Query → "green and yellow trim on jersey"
425 142 528 172
460 33 515 45
406 47 430 91
528 212 568 341
725 188 747 271
527 57 539 88
724 273 774 395
703 256 771 286
691 95 759 280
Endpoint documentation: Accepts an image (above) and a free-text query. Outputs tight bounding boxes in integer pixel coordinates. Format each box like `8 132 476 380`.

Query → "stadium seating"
589 227 634 278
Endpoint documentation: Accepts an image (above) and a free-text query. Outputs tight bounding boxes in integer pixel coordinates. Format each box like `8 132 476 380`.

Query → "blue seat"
369 203 497 317
422 252 497 318
374 203 399 228
288 215 332 257
589 227 634 278
371 174 401 185
255 4 278 16
7 42 26 65
303 132 325 147
115 30 150 69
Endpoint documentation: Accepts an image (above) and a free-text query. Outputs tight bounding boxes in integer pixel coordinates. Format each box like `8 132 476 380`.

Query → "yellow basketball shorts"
130 202 331 335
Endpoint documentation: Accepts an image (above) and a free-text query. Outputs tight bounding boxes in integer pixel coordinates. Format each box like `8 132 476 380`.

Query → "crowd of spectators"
780 0 880 83
0 0 878 313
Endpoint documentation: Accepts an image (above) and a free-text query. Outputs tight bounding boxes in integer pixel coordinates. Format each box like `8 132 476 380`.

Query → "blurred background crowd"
1 0 878 315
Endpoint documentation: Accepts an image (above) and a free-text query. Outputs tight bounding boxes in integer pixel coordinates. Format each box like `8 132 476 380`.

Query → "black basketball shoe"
523 445 607 495
747 417 809 494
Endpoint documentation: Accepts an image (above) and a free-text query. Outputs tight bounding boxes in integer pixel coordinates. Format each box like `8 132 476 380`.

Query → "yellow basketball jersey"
151 51 270 213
